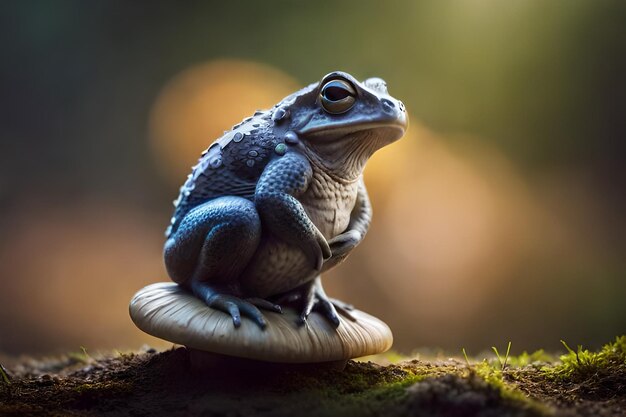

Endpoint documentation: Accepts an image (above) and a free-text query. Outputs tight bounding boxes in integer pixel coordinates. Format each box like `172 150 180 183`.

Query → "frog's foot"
208 294 282 329
191 281 281 329
274 277 356 328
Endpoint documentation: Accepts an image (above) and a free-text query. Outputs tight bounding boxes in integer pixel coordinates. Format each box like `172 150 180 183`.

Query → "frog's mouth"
298 118 407 143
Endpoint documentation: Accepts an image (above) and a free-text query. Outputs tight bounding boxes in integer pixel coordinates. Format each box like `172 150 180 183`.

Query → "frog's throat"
303 133 386 183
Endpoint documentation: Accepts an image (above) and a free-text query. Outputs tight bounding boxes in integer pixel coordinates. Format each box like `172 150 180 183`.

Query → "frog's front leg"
272 276 356 327
323 177 372 272
255 152 331 270
164 196 281 329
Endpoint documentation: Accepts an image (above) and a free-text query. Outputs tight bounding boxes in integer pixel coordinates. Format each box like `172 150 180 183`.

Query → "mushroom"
129 283 393 363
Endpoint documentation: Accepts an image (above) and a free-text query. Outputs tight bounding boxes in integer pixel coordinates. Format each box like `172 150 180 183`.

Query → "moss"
289 373 425 417
507 349 556 368
538 335 626 400
1 339 625 416
358 350 408 364
461 345 543 406
331 356 550 416
398 374 548 417
472 361 550 416
548 336 626 381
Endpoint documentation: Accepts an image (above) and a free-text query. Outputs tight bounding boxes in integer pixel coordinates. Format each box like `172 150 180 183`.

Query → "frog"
164 71 407 329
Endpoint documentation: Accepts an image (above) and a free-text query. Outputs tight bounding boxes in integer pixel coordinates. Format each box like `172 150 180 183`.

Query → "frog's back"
167 112 278 237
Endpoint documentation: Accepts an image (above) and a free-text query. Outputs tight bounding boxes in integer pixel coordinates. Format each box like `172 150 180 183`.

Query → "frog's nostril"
381 98 395 115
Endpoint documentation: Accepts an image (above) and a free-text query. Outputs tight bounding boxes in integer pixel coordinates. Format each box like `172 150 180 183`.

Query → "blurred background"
1 1 624 357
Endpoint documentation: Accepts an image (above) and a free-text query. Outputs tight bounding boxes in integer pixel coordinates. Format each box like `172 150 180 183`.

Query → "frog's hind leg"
164 196 280 328
164 196 259 285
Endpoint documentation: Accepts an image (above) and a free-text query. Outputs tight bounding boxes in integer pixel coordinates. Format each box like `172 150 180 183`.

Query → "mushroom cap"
129 283 393 363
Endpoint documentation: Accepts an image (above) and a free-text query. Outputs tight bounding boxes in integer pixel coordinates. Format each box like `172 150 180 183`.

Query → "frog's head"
273 71 408 180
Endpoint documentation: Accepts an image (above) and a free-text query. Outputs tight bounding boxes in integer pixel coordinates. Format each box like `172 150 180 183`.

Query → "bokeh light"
0 200 170 354
149 60 300 184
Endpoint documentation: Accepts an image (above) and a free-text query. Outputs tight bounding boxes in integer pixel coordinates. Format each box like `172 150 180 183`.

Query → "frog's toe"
298 297 340 328
329 298 357 322
297 291 343 328
207 294 268 329
297 289 317 324
237 301 268 329
317 299 341 328
246 297 282 314
329 297 354 311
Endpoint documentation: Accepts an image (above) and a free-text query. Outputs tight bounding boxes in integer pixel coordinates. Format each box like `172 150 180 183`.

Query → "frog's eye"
320 79 356 114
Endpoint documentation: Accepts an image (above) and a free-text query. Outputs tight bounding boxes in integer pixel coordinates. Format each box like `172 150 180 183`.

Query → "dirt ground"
0 347 624 417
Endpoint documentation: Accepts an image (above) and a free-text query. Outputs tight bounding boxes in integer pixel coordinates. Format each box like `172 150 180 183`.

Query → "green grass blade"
462 348 470 366
503 341 512 370
0 364 10 386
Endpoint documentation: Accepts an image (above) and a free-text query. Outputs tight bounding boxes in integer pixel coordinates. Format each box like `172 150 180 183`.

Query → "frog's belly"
239 235 317 298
